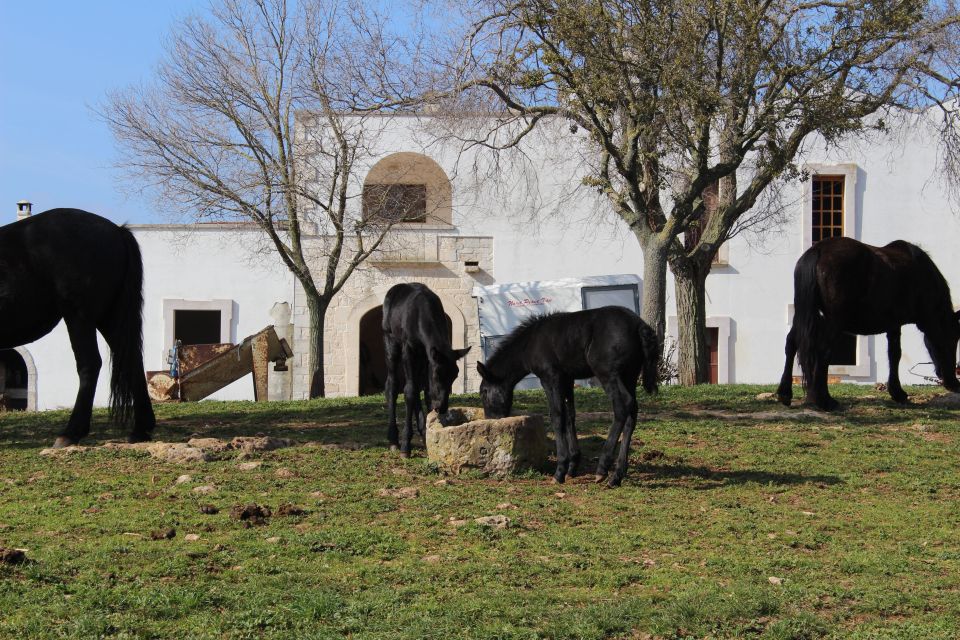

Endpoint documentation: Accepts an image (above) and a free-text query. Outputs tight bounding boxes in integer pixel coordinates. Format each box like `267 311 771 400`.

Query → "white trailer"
472 274 642 389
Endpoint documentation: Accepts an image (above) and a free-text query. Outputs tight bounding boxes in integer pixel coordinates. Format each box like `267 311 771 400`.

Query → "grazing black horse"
382 283 470 457
0 209 155 446
477 306 659 488
776 236 960 410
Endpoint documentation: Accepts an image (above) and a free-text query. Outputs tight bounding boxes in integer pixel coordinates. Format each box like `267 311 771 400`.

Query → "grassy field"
1 384 959 639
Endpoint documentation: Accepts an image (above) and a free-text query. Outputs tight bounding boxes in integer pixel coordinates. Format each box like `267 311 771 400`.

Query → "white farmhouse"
3 112 958 411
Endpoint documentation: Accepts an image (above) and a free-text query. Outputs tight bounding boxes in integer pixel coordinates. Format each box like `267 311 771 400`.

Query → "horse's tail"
637 319 660 394
793 246 822 390
108 226 147 426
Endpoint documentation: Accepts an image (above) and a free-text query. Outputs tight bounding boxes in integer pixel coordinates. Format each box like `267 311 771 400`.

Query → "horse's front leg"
776 327 797 406
563 383 581 478
543 381 569 484
399 347 420 458
384 340 401 450
886 329 908 404
55 319 102 448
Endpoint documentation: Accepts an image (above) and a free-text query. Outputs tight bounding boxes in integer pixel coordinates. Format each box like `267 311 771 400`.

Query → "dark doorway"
830 334 857 366
0 349 29 410
359 305 454 395
359 307 387 395
175 309 222 345
706 327 719 384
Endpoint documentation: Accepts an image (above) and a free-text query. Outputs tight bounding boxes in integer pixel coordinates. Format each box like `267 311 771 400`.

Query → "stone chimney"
16 200 32 221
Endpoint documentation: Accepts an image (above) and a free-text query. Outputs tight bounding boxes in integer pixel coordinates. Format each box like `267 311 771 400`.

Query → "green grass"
1 384 959 639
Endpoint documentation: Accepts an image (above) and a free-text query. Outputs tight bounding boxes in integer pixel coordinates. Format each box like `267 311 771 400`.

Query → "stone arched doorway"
346 291 467 397
358 305 454 396
0 348 32 411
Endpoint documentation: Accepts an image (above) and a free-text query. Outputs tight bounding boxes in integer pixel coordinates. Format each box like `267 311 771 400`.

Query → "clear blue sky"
0 1 209 225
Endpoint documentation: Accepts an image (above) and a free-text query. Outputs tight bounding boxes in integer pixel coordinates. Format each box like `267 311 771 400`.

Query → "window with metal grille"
812 175 844 242
362 183 427 224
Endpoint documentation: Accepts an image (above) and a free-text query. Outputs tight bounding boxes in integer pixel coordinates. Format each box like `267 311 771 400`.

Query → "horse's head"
923 309 960 391
477 361 514 418
428 346 471 413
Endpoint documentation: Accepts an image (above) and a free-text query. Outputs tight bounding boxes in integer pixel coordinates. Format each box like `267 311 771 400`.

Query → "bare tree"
104 0 427 397
441 0 960 384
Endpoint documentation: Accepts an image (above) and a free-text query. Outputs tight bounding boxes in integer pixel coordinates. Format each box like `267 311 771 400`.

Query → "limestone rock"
426 407 547 477
229 436 293 453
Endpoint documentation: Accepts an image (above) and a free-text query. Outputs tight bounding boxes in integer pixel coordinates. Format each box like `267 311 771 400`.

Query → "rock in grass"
426 407 547 477
150 528 176 540
199 504 219 515
230 504 271 526
474 515 510 529
377 487 419 499
0 547 26 564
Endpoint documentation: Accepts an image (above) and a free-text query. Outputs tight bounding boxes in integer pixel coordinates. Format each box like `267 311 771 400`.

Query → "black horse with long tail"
776 236 960 410
0 208 156 446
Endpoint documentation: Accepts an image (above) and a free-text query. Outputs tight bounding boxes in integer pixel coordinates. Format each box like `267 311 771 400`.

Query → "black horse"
476 306 659 488
0 209 156 446
382 283 470 457
776 236 960 410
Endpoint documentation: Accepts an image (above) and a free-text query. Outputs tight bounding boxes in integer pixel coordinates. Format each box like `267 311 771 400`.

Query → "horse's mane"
487 311 562 368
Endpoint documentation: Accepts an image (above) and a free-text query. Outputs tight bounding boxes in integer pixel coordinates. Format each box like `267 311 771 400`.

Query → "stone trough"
425 407 547 477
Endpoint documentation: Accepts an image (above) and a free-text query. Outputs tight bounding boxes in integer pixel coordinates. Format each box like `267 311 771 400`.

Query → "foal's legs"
384 340 402 450
776 327 797 406
886 328 908 404
54 318 102 447
595 376 638 488
543 380 571 483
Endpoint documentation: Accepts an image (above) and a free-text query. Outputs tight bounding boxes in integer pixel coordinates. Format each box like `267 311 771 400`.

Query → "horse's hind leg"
399 346 420 458
606 377 639 488
595 377 629 484
54 319 102 447
885 329 908 404
776 327 797 406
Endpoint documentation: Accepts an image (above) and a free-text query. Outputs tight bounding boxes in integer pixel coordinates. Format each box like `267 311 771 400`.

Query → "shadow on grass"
633 461 842 489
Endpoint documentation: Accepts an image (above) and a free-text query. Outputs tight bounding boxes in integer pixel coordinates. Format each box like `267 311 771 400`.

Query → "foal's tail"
108 226 147 426
637 319 660 394
792 246 822 390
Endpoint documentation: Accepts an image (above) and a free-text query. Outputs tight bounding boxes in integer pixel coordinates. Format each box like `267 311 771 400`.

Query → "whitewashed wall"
17 112 960 411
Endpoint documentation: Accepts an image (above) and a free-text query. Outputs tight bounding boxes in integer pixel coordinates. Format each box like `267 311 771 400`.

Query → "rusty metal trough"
147 325 293 402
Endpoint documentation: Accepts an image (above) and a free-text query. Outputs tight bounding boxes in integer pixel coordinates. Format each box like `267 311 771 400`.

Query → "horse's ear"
452 346 471 360
476 361 490 380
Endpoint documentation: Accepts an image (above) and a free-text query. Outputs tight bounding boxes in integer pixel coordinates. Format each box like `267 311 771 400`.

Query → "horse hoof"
606 477 623 489
776 393 792 407
551 475 565 485
399 451 411 459
52 436 76 449
593 473 607 483
389 444 399 452
128 432 152 444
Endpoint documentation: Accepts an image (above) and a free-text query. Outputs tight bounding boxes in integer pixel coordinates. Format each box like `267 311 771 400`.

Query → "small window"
174 310 222 345
363 183 427 224
812 175 844 242
581 285 640 314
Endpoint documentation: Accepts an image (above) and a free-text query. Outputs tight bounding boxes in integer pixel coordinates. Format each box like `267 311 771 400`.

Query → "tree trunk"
306 292 328 398
673 260 710 385
638 236 669 346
